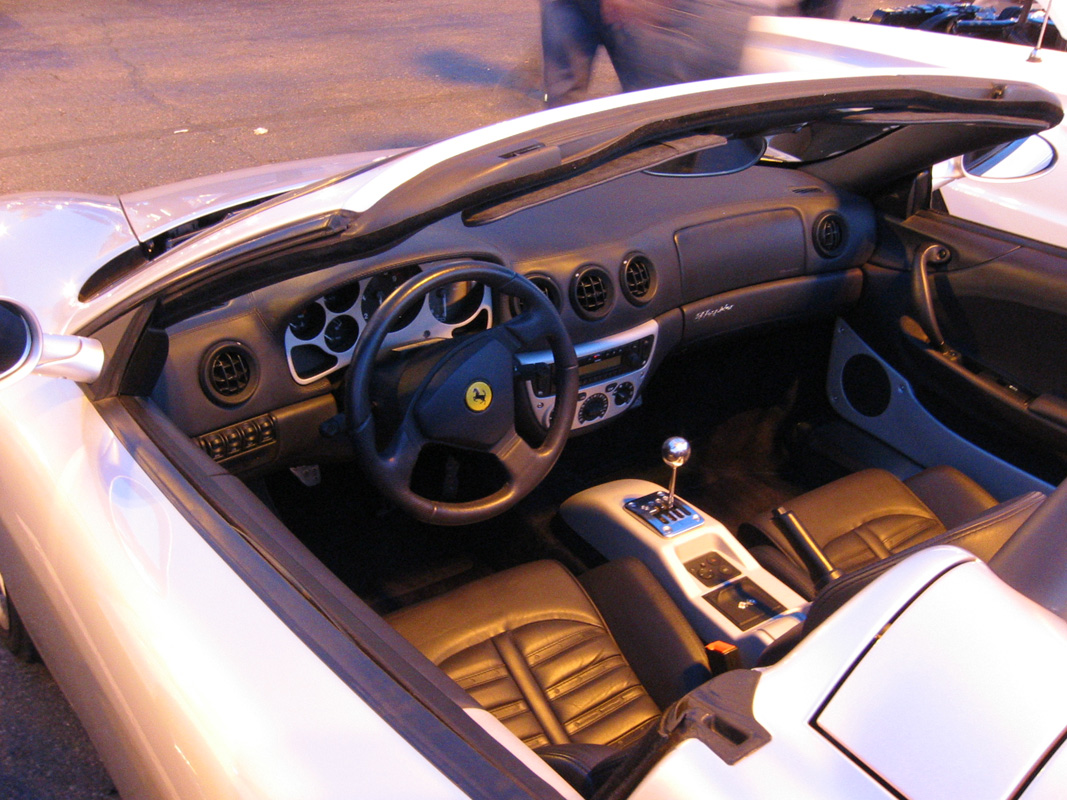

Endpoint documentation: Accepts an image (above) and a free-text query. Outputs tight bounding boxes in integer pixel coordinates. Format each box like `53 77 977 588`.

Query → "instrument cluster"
284 264 492 385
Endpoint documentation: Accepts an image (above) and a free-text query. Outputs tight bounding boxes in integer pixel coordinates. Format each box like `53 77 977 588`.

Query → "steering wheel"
347 262 578 525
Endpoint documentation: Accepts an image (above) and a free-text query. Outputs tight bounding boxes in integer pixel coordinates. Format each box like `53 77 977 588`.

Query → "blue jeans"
539 0 742 107
539 0 648 106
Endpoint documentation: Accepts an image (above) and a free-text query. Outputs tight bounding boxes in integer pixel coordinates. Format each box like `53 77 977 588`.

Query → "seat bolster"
579 557 711 709
387 560 604 665
937 491 1046 561
748 544 817 600
535 743 621 797
904 465 998 529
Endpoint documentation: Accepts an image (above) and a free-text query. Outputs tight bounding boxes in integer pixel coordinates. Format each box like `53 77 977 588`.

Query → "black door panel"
855 210 1067 473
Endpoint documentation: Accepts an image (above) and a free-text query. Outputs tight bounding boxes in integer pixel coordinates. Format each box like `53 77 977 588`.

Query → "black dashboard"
150 162 876 474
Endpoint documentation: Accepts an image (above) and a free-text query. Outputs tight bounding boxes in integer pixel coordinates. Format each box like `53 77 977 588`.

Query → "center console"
517 319 658 430
561 478 807 662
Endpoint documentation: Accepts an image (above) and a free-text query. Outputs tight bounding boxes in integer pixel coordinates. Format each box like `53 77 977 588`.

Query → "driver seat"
386 558 711 789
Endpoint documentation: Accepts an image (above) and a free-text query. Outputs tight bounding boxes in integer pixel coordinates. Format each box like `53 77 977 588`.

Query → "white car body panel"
119 149 407 243
628 548 1067 798
0 372 468 800
0 194 140 332
742 16 1067 248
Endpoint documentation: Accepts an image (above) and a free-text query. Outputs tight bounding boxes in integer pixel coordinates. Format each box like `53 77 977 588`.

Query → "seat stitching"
563 685 650 735
523 625 603 665
606 715 658 749
544 654 629 700
453 663 510 690
882 517 944 551
487 699 533 723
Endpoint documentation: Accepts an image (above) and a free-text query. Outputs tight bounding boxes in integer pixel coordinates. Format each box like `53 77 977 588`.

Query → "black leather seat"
742 465 1046 599
386 557 711 792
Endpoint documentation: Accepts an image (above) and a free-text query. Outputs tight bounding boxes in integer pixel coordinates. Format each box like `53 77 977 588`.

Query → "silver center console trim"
561 478 807 661
517 319 658 430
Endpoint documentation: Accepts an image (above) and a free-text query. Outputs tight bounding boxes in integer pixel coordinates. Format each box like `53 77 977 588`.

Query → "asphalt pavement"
0 0 879 797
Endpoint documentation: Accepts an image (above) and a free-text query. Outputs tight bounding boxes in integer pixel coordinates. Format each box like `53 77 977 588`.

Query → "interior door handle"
911 242 952 354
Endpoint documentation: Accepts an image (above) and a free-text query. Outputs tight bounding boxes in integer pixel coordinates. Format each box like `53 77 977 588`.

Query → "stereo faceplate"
517 319 658 430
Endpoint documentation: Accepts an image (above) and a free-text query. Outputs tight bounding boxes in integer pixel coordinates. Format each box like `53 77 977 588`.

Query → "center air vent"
201 342 258 406
571 265 614 320
813 212 847 258
509 274 561 316
621 253 657 306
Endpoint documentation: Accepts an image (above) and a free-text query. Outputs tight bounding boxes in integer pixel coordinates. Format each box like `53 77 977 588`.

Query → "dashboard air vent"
509 274 561 316
621 254 656 306
530 275 560 307
813 212 847 258
572 265 614 320
201 342 257 406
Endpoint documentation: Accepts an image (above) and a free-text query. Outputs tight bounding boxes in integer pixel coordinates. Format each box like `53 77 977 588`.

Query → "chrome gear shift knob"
662 436 691 468
662 436 690 508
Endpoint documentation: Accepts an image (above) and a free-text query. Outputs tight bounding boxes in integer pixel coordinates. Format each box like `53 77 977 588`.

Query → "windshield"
763 121 900 164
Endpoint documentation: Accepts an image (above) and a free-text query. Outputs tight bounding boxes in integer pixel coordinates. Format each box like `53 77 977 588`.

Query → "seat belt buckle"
706 640 743 674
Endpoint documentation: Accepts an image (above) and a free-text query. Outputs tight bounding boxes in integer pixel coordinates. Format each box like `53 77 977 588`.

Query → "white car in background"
743 12 1067 248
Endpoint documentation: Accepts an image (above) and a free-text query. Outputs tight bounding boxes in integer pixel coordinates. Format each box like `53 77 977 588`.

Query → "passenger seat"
741 466 1046 599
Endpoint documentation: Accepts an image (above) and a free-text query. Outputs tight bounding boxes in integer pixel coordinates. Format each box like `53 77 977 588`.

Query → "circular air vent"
509 274 561 316
571 265 614 320
813 212 847 258
201 342 258 406
620 253 657 306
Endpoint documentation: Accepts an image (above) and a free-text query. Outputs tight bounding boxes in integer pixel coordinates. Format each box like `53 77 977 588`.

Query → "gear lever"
624 436 702 536
662 436 691 510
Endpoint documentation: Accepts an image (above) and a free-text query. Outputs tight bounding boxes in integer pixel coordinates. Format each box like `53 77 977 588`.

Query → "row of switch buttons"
197 415 276 461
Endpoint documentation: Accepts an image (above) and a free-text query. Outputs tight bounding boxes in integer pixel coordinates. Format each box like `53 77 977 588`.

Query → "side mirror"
0 298 104 385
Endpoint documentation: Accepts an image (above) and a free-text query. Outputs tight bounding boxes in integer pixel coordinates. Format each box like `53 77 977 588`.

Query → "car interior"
84 78 1067 795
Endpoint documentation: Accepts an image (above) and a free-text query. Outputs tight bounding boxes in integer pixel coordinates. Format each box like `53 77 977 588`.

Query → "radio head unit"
517 320 659 430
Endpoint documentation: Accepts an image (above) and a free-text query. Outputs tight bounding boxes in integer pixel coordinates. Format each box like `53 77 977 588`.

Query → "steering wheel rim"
347 262 578 525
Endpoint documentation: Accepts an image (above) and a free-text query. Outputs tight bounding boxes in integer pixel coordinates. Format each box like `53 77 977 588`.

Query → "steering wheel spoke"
492 428 544 483
379 413 426 487
500 311 548 352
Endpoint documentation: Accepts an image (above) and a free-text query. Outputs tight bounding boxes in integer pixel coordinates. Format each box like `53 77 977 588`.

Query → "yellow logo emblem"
465 381 492 412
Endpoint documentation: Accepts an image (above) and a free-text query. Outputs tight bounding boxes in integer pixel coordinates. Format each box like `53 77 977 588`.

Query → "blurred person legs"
540 0 604 106
538 0 667 105
540 0 781 106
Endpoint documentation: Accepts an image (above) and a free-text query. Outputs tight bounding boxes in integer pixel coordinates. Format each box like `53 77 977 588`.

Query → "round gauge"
430 281 483 324
324 283 361 313
324 315 359 352
289 303 326 341
578 393 609 424
361 266 422 331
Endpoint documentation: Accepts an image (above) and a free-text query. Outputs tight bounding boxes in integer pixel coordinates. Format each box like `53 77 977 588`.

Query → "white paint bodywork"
119 149 407 242
627 547 1067 799
742 16 1067 248
0 371 469 799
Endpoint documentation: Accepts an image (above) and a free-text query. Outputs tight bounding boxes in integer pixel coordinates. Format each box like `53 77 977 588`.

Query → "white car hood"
119 149 407 243
743 16 1067 100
